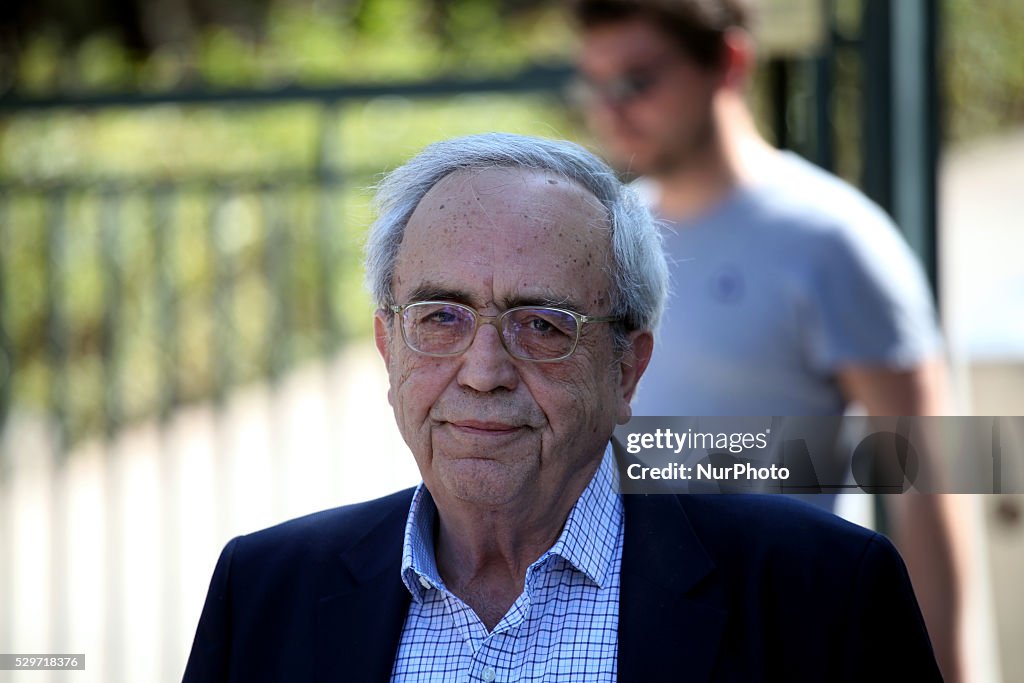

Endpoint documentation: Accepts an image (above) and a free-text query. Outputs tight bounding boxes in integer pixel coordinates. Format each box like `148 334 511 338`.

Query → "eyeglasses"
390 301 621 363
570 72 660 107
570 58 685 108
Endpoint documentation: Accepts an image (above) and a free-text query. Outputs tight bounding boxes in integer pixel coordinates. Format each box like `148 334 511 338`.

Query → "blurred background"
0 0 1021 680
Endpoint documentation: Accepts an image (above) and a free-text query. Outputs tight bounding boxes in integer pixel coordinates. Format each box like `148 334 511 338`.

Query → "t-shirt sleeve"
802 214 944 372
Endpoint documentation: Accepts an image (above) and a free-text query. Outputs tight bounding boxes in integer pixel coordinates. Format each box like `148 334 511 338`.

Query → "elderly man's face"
375 168 648 510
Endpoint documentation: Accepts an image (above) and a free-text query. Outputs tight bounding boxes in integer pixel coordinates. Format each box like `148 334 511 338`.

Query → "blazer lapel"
315 494 413 683
618 491 728 682
308 473 730 681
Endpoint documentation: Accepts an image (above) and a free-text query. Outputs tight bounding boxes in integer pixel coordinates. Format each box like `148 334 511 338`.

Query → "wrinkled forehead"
405 167 611 251
394 167 614 309
418 166 607 223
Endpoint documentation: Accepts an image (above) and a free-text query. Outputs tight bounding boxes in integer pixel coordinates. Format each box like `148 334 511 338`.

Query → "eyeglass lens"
573 70 660 107
401 303 580 360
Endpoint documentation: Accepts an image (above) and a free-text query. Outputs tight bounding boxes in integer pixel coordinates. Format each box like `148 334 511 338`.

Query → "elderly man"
183 133 941 681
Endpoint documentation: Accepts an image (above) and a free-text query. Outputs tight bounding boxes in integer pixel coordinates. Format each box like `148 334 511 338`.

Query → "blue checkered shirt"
390 445 624 682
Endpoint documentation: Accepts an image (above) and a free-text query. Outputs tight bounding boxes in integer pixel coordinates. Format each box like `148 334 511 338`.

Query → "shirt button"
481 666 496 682
418 576 432 590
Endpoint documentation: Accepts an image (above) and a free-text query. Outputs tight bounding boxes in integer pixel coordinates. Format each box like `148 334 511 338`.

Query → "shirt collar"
400 443 623 603
400 483 444 603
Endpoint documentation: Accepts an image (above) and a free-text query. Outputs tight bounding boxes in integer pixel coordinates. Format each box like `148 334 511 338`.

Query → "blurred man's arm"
839 357 963 683
838 358 948 416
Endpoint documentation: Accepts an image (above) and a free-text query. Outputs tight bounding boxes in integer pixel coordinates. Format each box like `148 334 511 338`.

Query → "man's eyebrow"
499 293 587 312
403 284 474 304
402 286 588 313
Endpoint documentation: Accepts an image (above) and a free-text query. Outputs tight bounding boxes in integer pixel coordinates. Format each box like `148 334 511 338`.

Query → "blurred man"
571 0 960 679
183 133 942 681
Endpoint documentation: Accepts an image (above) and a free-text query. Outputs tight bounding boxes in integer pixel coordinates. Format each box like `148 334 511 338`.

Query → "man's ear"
720 27 756 90
374 310 395 406
616 329 654 425
374 310 391 366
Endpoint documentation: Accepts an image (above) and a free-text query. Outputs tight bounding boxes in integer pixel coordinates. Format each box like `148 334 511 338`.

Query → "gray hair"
364 132 668 336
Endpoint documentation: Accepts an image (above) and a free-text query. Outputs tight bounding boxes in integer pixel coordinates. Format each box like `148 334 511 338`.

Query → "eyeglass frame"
569 55 687 108
570 72 660 108
388 300 622 363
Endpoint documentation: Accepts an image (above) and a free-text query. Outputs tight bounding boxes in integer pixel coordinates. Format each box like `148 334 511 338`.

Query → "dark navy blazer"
183 489 942 682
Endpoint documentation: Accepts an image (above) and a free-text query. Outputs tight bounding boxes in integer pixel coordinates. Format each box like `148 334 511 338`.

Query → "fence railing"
0 63 576 451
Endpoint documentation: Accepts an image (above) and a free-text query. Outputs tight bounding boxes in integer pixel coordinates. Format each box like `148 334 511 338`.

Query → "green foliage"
9 0 573 93
16 31 64 92
946 0 1024 142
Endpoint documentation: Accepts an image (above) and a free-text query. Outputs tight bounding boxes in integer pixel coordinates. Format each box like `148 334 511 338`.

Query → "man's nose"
456 321 519 394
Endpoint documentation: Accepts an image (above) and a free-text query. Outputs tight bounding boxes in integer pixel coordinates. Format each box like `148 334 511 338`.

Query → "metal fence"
0 63 576 450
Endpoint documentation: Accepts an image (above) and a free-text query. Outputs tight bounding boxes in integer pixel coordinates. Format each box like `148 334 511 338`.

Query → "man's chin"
603 137 696 179
606 149 655 178
606 144 658 177
430 456 533 509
